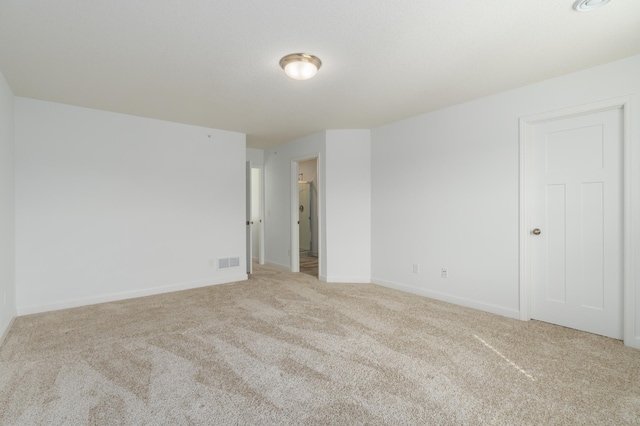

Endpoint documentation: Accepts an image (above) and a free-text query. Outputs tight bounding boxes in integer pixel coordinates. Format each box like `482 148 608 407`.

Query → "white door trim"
519 95 637 347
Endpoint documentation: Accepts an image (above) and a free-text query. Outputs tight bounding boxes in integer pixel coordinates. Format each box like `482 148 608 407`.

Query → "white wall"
15 98 247 314
264 130 372 282
264 132 326 274
246 148 264 165
0 71 15 342
371 55 640 332
325 130 371 282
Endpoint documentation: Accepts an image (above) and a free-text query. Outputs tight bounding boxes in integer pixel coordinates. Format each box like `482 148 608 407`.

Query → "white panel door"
299 182 311 252
246 161 252 274
251 168 261 263
531 108 623 339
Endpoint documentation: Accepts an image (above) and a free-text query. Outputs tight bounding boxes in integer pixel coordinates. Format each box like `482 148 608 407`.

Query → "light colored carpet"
1 264 639 425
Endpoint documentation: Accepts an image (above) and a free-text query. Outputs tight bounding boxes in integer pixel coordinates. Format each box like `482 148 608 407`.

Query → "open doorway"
291 155 321 278
298 159 318 277
251 166 264 265
246 162 264 274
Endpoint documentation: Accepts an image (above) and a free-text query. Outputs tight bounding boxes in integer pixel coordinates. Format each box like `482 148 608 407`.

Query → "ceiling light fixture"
279 53 322 80
573 0 611 11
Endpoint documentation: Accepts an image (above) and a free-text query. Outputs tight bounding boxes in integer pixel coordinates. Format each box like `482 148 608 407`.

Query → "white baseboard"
371 277 520 320
17 274 248 316
0 316 16 347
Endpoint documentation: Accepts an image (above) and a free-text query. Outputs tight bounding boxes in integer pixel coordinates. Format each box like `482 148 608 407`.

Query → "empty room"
1 1 640 424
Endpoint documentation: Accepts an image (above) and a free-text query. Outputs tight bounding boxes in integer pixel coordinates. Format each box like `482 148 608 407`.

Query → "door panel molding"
519 95 637 347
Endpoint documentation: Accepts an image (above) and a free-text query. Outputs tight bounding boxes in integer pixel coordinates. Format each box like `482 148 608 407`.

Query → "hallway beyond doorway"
299 254 318 278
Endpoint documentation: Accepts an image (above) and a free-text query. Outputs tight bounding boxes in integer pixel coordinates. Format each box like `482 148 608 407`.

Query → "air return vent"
218 257 240 269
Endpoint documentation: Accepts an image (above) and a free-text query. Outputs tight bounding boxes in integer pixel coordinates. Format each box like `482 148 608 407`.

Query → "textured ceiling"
1 0 639 149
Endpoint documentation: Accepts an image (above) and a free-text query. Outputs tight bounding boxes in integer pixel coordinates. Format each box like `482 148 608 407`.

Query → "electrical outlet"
441 268 448 278
412 264 420 274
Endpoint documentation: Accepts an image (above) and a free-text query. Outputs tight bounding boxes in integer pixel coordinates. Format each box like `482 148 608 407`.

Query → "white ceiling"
1 1 639 149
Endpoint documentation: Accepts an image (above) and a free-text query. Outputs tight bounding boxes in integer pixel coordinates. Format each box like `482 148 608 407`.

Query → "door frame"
519 96 637 347
290 153 322 276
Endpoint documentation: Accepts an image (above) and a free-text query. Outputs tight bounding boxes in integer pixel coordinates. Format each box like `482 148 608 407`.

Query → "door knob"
532 228 541 235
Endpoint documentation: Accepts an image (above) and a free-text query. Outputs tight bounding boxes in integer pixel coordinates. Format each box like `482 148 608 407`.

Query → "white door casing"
531 108 623 339
519 96 637 347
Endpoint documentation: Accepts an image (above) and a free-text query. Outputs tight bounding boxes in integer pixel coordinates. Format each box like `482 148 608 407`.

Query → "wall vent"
218 257 240 269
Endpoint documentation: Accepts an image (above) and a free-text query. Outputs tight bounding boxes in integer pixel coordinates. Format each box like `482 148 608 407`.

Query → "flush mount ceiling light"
573 0 611 11
279 53 322 80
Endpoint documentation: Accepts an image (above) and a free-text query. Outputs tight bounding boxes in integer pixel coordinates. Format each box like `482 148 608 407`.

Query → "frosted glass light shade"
573 0 611 11
284 61 318 80
279 53 322 81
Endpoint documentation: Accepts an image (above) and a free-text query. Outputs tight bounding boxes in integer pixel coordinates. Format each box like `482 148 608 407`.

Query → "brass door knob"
532 228 541 235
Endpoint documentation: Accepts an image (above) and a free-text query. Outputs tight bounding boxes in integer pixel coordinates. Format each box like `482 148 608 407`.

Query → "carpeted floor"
1 264 640 425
